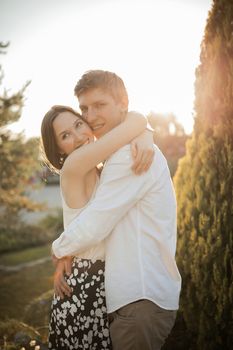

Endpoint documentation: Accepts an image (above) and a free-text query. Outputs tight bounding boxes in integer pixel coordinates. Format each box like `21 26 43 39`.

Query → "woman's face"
53 111 94 156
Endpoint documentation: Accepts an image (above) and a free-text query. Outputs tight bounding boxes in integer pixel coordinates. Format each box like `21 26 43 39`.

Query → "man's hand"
131 129 155 175
54 257 73 299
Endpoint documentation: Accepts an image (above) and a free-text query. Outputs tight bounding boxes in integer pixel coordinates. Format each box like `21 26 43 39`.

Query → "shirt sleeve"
52 145 154 258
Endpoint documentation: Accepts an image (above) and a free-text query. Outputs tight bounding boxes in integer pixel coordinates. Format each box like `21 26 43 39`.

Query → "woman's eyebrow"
58 128 69 137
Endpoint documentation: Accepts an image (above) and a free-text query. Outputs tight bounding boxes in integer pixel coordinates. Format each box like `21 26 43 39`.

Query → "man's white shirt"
52 145 181 313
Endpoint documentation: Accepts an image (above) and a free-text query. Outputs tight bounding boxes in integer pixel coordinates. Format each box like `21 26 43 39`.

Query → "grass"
0 245 186 349
0 260 54 320
0 244 54 321
0 244 51 266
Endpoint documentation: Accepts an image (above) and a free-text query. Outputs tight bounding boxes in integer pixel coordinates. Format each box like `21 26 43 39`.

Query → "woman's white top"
60 176 105 262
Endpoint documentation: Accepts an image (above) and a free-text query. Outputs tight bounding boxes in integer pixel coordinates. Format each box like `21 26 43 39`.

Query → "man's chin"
93 128 106 139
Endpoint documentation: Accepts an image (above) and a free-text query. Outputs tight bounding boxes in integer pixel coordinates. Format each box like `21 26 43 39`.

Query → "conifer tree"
174 1 233 348
0 42 40 226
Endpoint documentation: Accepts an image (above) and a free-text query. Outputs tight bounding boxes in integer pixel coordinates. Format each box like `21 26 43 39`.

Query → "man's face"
78 88 127 138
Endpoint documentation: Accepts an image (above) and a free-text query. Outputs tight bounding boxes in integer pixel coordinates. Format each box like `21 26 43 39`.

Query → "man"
52 70 181 349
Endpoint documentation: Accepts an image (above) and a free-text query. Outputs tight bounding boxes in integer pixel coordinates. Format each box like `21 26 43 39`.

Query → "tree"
148 112 189 177
0 42 41 226
174 1 233 348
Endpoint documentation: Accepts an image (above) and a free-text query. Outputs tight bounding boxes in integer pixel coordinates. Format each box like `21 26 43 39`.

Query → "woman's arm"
62 111 147 177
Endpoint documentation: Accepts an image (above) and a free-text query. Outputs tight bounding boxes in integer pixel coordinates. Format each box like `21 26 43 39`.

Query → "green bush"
174 0 233 348
0 210 63 254
39 208 63 233
0 225 53 254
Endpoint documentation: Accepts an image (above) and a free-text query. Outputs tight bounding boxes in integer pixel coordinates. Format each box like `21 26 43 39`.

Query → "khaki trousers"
108 300 177 350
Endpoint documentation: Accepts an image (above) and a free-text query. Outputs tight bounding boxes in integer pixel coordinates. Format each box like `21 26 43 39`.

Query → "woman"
41 105 150 349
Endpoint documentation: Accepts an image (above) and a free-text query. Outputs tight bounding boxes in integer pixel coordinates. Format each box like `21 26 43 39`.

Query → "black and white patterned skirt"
48 258 112 349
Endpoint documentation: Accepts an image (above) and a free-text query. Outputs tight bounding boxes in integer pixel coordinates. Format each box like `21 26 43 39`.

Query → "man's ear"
119 95 129 112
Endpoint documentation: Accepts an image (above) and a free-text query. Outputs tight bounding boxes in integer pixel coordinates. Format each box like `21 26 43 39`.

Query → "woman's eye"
75 121 83 128
62 133 69 140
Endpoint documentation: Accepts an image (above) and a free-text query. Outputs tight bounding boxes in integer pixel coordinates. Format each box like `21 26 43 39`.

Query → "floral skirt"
48 258 112 350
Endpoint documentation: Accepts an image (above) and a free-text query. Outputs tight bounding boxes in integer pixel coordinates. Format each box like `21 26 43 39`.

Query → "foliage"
148 112 189 177
0 42 41 226
0 209 63 254
0 260 53 349
162 311 190 350
174 0 233 348
0 224 53 254
24 289 53 336
0 319 47 350
39 208 63 233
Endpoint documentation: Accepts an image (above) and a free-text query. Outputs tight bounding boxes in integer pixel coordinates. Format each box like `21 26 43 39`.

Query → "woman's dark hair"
40 105 84 171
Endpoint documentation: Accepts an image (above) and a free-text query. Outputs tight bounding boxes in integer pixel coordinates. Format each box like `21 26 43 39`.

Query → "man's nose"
85 106 96 124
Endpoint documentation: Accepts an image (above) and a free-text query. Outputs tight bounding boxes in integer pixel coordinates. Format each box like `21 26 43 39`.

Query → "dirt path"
0 256 51 272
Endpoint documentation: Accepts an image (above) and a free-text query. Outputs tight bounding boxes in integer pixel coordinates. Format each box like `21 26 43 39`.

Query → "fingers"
132 148 155 175
54 259 73 299
142 149 154 171
54 280 64 299
64 257 73 276
54 273 65 299
131 142 137 159
131 149 143 174
54 273 72 299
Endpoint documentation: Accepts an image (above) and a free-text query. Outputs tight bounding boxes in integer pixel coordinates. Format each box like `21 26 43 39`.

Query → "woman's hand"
54 257 73 299
131 129 155 175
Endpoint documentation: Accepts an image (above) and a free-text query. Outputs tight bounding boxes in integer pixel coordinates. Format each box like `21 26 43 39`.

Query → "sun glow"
1 0 212 137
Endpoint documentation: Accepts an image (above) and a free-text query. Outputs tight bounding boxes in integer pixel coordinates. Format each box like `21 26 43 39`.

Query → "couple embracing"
41 69 181 350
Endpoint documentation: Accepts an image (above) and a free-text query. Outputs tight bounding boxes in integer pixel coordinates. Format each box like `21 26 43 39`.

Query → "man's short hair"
74 70 129 106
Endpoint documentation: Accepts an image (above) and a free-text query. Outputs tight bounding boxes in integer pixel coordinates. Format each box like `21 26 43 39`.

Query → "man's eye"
96 103 105 108
80 107 87 114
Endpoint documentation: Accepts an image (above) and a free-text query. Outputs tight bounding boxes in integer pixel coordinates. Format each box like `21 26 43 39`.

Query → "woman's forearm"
63 111 147 176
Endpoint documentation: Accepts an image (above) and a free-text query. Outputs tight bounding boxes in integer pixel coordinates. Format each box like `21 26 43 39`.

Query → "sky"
0 0 213 138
